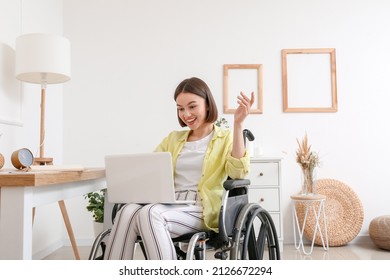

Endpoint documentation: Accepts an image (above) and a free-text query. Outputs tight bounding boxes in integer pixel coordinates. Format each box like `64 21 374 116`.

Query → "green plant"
84 190 105 223
215 117 229 128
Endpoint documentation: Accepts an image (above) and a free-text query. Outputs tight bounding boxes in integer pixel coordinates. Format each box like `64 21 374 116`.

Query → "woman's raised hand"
234 91 255 125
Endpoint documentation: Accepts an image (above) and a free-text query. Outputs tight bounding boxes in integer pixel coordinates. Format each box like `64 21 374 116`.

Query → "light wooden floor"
42 242 390 260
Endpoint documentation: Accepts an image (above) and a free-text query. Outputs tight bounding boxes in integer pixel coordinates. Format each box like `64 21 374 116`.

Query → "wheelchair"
89 129 280 260
89 178 280 260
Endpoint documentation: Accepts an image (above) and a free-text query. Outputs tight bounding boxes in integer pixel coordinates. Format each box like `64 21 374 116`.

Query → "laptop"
105 152 196 204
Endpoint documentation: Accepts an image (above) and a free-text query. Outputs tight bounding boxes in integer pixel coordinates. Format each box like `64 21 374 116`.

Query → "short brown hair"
174 77 218 127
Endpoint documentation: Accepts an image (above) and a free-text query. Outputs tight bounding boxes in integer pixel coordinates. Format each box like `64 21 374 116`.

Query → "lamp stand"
33 85 53 166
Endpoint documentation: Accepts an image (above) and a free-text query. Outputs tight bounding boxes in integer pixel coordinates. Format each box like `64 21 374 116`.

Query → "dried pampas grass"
296 133 320 171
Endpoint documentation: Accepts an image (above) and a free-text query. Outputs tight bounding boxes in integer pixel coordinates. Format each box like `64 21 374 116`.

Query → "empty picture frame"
223 64 263 114
282 48 338 112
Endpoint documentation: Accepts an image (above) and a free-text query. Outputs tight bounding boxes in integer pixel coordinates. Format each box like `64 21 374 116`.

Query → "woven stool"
369 215 390 251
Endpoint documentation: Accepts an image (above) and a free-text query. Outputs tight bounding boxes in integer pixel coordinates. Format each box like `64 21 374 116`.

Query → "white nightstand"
247 157 283 251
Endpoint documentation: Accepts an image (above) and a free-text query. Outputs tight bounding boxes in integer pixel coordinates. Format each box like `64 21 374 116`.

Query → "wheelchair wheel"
230 203 280 260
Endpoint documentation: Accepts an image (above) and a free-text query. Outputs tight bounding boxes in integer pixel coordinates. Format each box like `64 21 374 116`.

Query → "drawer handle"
259 172 264 177
259 198 265 202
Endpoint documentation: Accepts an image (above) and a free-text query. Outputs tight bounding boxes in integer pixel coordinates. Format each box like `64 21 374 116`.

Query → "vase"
93 221 104 238
301 168 316 195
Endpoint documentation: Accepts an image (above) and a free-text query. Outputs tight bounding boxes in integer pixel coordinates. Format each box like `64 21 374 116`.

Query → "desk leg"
0 187 33 260
58 200 80 260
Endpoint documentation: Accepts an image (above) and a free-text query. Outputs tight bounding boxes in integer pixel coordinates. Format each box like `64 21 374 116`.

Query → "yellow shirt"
155 125 250 232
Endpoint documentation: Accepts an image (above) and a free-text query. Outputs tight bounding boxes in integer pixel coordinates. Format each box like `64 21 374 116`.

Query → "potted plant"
84 190 105 236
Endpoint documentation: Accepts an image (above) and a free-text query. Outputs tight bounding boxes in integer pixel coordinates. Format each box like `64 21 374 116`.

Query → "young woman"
104 77 254 260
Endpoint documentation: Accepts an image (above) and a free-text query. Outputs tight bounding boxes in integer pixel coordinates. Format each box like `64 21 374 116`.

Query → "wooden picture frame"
223 64 263 114
281 48 338 113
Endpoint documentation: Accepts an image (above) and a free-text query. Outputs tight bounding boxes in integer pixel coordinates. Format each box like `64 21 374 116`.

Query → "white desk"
291 194 329 255
0 168 106 260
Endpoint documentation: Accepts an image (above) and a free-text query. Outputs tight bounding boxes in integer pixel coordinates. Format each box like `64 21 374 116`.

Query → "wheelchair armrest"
223 179 251 191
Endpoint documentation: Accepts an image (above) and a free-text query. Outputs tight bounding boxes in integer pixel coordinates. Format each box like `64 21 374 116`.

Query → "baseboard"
33 240 64 260
284 234 373 245
63 238 96 247
32 238 96 260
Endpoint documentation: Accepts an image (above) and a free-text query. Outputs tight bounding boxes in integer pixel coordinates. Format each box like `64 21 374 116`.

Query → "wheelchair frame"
89 179 280 260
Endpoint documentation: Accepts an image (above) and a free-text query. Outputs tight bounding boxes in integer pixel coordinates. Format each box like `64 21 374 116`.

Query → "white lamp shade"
15 33 71 84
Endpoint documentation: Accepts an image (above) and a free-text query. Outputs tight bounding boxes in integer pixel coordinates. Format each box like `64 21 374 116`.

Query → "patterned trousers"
104 191 206 260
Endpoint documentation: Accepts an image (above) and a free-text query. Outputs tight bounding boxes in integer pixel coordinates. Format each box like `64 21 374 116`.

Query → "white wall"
0 0 65 259
59 0 390 247
2 0 389 259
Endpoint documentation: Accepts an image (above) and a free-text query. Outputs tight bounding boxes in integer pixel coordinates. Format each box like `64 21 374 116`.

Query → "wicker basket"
295 178 364 247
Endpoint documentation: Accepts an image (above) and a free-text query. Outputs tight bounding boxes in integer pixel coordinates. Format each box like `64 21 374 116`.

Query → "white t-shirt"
174 131 213 192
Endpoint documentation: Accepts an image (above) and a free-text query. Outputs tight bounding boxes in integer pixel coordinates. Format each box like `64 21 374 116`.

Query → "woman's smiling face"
176 92 208 130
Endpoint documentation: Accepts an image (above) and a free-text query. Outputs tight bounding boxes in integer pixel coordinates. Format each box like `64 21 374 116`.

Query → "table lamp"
15 33 71 165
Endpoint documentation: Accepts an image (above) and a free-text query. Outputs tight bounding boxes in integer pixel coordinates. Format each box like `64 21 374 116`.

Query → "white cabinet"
247 157 283 250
